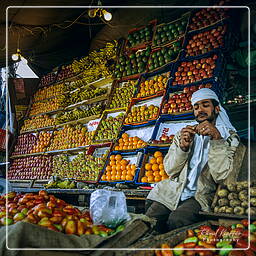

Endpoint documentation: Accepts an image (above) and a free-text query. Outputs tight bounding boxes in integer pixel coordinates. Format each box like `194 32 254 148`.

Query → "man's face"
193 99 219 123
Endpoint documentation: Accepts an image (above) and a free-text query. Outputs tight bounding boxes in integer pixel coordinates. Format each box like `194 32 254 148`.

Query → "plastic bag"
89 187 131 228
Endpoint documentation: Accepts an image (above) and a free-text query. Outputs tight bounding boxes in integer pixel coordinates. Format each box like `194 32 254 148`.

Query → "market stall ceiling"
0 0 220 76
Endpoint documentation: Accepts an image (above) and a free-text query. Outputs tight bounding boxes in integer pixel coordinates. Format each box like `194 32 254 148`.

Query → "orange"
126 165 131 171
121 174 126 180
110 155 116 161
159 164 164 170
110 160 116 166
122 133 129 140
123 145 128 150
153 171 160 177
126 169 132 176
145 163 152 171
145 170 153 177
111 175 116 181
141 177 148 183
112 165 116 171
131 169 136 176
129 137 133 142
114 146 119 151
133 136 139 142
116 174 121 180
115 154 122 161
121 159 128 166
147 175 155 183
106 175 111 181
159 170 166 176
126 174 133 181
154 176 162 182
150 157 157 164
111 170 117 175
122 170 127 176
106 165 112 172
121 165 126 171
131 164 136 171
157 156 164 164
101 174 106 181
116 164 122 171
118 138 123 144
152 164 159 172
154 151 163 158
127 145 133 150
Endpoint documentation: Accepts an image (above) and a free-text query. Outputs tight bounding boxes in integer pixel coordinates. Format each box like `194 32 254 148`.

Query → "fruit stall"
1 2 255 253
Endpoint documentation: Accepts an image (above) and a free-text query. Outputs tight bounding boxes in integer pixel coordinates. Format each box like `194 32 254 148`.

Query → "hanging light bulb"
88 8 98 18
102 9 112 21
12 49 21 62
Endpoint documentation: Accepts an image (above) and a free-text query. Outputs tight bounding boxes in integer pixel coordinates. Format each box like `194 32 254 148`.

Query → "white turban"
191 88 236 132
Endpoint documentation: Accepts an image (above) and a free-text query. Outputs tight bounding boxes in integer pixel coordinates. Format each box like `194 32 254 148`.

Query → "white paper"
124 125 155 142
87 118 101 132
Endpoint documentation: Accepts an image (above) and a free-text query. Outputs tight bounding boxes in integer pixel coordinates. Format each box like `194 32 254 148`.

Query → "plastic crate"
99 150 144 184
182 20 238 59
123 95 164 126
124 19 157 51
135 146 169 186
169 51 226 88
147 38 184 74
151 118 197 146
152 12 190 48
112 123 156 153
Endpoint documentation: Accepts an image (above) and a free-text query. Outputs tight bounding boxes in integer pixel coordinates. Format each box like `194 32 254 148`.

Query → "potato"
217 189 229 198
234 206 245 215
238 190 248 201
228 193 238 200
250 187 256 196
225 207 234 214
241 201 249 208
218 198 229 207
236 181 248 192
246 207 256 215
218 206 227 213
230 199 241 207
214 206 219 213
227 183 237 192
251 198 256 207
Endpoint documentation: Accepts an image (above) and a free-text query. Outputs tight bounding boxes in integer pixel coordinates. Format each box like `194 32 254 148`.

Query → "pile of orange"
136 74 169 98
30 131 52 153
101 154 137 182
114 133 147 151
140 151 169 183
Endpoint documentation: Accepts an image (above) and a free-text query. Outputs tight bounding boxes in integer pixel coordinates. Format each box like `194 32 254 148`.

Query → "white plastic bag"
90 187 131 228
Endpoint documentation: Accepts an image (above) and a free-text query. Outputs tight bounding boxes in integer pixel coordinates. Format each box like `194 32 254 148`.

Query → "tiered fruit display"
52 154 69 178
56 65 75 81
124 104 160 124
56 102 104 124
71 42 117 84
114 132 147 151
213 181 255 216
140 151 168 183
21 115 56 132
148 40 182 71
0 191 122 237
101 154 137 182
8 156 53 180
47 125 94 151
172 55 218 86
161 83 213 114
189 8 229 31
12 134 38 155
126 26 153 49
39 72 56 87
69 77 89 90
94 113 125 141
29 95 67 116
136 73 169 98
153 18 188 47
66 87 107 105
33 83 67 102
114 47 151 79
108 80 137 109
30 131 52 153
185 24 227 57
68 151 109 181
155 219 256 256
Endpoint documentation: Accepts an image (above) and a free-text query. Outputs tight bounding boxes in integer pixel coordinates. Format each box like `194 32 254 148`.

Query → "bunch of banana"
44 179 76 189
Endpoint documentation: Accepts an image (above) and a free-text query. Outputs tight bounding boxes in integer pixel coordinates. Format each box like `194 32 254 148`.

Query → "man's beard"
195 111 218 123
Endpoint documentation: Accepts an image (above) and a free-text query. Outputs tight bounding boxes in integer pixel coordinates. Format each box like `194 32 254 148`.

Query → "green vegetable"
250 224 256 232
99 231 108 237
115 224 125 233
184 236 198 244
219 244 233 256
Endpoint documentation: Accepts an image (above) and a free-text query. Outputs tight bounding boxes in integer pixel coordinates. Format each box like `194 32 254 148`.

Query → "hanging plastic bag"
90 187 131 228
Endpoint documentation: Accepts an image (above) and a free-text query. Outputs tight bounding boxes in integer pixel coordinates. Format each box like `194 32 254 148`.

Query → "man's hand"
195 120 222 140
180 125 197 152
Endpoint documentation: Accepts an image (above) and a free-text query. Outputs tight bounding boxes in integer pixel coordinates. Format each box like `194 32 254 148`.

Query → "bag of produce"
90 187 131 228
